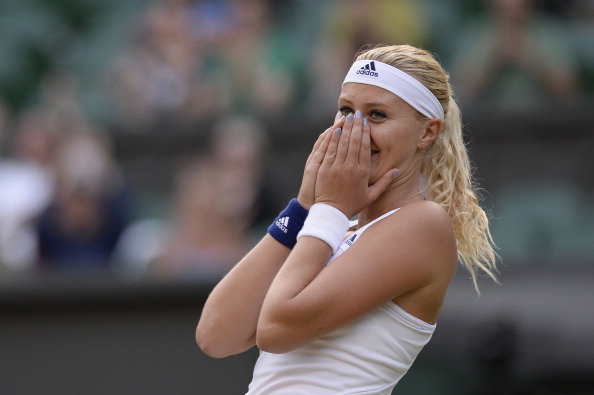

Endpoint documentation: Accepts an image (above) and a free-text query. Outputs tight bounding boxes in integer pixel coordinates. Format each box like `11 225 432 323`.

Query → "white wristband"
297 203 350 253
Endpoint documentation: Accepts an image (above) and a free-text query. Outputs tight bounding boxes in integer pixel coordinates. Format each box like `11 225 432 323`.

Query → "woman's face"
336 82 428 184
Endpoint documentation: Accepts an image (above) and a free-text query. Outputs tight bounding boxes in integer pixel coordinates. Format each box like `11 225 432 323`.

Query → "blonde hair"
355 44 498 290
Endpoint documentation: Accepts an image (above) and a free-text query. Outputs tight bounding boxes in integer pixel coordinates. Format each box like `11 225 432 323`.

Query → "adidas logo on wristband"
268 199 309 249
275 216 290 233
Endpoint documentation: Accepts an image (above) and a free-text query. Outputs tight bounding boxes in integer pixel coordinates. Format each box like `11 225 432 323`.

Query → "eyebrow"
337 96 392 109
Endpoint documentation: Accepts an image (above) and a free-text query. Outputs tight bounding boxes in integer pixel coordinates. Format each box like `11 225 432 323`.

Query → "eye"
339 106 354 116
368 110 387 121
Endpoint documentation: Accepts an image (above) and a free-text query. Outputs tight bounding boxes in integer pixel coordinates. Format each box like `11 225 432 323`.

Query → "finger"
334 115 346 129
306 127 330 160
306 117 340 165
346 110 364 164
368 169 398 204
309 115 343 152
358 117 370 165
310 127 335 167
334 112 354 163
300 129 333 206
322 123 345 166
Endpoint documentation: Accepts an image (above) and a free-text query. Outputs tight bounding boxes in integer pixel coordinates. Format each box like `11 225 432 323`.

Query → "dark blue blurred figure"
36 125 131 272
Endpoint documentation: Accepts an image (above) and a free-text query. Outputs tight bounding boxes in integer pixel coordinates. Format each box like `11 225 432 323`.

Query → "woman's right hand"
297 117 345 210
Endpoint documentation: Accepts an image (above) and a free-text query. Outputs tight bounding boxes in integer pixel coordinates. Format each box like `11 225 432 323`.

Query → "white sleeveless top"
246 209 436 394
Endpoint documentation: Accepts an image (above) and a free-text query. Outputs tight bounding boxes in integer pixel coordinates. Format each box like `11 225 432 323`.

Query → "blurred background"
0 0 593 394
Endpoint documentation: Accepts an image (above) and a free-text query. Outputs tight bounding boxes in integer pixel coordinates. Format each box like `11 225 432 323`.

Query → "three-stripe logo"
356 61 378 77
275 216 290 233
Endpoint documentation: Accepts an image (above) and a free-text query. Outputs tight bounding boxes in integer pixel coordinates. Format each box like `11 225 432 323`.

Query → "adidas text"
356 69 378 77
275 216 289 233
357 61 378 77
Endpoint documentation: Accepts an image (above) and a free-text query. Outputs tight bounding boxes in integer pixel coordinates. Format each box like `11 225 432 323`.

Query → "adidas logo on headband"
356 61 378 77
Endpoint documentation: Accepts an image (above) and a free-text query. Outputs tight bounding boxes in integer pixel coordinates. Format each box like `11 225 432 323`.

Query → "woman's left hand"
314 110 396 218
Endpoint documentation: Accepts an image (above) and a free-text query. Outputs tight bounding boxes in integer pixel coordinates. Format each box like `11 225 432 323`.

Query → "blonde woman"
196 44 498 394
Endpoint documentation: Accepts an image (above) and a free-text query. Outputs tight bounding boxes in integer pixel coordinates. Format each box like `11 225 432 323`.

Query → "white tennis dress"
246 208 436 394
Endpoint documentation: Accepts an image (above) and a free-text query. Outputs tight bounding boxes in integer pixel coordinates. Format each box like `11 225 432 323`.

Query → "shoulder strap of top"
330 208 401 263
356 208 401 235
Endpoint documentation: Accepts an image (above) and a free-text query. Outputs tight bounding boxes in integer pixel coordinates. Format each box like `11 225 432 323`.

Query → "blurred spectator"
208 113 272 227
213 0 300 120
37 70 88 131
105 0 303 129
562 0 594 96
35 124 131 272
105 0 228 130
450 0 580 113
152 155 245 279
305 0 431 118
0 107 59 271
113 114 268 281
152 114 268 280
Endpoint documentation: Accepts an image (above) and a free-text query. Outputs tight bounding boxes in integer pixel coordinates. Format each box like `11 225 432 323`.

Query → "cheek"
371 129 416 165
370 128 398 153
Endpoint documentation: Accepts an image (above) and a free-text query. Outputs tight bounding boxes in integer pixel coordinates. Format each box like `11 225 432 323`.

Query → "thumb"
367 169 399 204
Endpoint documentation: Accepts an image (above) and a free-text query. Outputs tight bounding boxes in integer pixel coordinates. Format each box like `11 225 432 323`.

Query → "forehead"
339 82 409 109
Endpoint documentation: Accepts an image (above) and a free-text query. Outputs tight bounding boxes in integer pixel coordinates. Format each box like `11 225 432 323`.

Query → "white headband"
342 60 444 121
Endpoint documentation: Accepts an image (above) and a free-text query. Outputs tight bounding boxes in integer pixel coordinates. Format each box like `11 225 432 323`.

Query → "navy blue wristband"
267 198 309 249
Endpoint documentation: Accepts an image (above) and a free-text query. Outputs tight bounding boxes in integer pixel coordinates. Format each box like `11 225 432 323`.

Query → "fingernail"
392 170 400 178
339 115 345 121
363 117 368 126
335 128 342 136
347 114 353 122
355 110 361 119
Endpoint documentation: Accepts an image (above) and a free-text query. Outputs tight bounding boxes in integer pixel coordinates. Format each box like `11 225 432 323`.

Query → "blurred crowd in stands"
0 0 593 280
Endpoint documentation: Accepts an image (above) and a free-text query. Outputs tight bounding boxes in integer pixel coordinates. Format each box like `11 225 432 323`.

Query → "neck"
357 179 424 228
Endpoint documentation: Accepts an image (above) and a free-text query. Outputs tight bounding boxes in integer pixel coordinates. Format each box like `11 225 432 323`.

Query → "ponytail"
357 44 498 292
424 97 498 291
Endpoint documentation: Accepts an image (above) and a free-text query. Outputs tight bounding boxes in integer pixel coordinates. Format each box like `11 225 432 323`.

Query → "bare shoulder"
361 200 457 322
361 199 457 273
400 199 450 218
375 200 453 238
